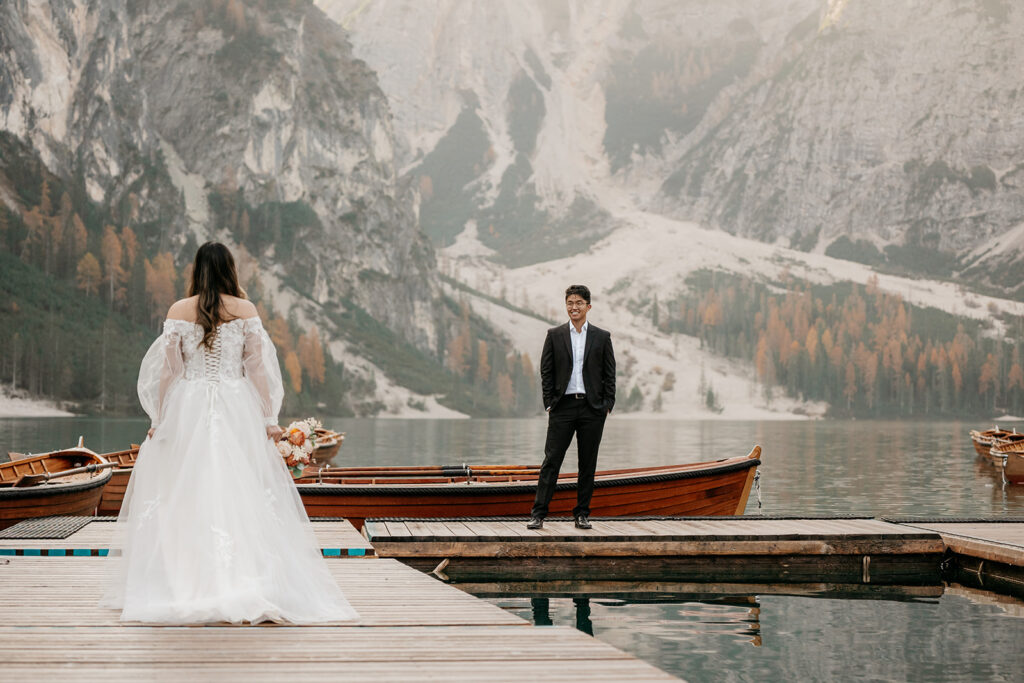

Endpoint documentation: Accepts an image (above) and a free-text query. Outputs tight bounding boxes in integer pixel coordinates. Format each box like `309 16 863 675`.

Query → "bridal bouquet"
277 417 322 477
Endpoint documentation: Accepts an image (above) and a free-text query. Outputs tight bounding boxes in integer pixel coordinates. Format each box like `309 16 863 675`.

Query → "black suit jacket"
540 322 616 413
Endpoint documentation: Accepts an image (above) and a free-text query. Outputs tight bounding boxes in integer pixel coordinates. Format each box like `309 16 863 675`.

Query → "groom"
528 285 616 530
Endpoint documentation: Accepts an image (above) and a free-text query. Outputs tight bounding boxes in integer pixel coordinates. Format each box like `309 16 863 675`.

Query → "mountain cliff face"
317 0 629 265
0 0 515 416
320 0 1024 294
317 0 824 265
654 0 1024 285
0 0 440 352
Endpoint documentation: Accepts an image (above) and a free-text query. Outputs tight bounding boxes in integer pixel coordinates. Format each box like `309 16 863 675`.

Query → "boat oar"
13 462 116 488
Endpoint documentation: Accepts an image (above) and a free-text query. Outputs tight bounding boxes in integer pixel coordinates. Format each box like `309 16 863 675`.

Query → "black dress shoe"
574 515 592 529
526 516 544 530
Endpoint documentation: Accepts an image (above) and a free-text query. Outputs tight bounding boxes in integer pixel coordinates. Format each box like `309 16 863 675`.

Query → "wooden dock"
3 514 1022 678
364 516 949 584
0 545 673 680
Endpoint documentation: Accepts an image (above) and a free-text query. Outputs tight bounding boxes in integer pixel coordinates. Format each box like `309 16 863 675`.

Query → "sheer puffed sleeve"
242 317 284 427
137 321 186 430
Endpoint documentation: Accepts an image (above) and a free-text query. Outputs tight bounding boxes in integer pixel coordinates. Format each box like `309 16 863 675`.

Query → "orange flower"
288 429 305 446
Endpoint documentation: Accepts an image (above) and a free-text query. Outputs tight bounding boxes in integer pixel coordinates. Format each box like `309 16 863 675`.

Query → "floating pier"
363 516 948 584
364 516 1024 595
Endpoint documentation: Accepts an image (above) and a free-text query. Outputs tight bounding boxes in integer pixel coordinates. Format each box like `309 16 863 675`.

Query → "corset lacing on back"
204 332 224 384
173 318 247 382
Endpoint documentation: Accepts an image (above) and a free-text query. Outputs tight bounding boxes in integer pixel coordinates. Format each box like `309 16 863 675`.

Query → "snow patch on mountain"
443 200 1024 418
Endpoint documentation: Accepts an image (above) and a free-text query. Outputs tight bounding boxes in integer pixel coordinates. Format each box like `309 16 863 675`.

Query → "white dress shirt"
565 320 588 395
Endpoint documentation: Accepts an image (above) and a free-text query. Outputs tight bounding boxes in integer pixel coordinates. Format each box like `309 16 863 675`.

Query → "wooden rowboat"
295 446 762 530
970 426 1015 460
0 442 113 530
82 431 340 517
313 428 345 464
96 446 140 516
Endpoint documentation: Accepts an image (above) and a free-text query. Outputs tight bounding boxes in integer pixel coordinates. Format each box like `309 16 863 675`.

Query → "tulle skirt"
99 378 358 624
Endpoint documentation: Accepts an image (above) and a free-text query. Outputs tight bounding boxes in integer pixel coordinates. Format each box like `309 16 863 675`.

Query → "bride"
100 242 358 624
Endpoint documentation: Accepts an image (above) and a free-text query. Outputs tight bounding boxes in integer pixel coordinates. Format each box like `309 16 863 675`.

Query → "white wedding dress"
99 316 358 624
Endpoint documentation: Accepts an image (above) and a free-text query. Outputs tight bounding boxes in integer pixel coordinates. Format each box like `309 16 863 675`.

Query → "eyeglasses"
566 300 589 309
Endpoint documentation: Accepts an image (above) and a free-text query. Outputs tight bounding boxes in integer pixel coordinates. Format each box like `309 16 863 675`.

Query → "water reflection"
3 417 1024 515
531 597 597 635
478 583 1024 682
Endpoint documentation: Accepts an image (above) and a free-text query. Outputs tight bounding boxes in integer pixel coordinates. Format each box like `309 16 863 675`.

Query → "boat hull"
0 446 113 532
94 447 139 517
1005 453 1024 485
97 469 132 516
298 455 760 530
0 475 110 530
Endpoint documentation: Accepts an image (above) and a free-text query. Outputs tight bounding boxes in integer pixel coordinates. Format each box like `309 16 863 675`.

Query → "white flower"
276 440 291 457
302 439 314 454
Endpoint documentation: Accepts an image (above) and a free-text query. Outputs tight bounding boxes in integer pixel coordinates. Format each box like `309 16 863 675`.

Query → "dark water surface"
7 416 1021 515
479 587 1024 682
3 416 1023 680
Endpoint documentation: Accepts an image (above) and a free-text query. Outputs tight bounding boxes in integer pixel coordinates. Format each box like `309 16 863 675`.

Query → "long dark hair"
188 242 245 348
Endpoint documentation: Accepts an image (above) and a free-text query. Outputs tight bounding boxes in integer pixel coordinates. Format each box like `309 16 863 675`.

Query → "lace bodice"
164 318 255 381
138 316 284 428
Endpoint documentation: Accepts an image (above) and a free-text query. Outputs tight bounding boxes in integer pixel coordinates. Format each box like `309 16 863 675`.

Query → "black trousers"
531 397 607 519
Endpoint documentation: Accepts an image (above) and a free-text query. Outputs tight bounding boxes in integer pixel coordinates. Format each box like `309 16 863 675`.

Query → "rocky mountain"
655 0 1024 295
0 0 528 417
317 0 823 265
321 0 1024 296
2 0 440 345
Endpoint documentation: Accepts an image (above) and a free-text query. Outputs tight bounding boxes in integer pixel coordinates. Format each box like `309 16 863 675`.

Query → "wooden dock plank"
0 625 634 663
403 519 449 539
493 520 532 537
381 520 413 537
0 659 671 683
443 520 485 538
0 519 375 557
421 521 458 538
909 522 1024 548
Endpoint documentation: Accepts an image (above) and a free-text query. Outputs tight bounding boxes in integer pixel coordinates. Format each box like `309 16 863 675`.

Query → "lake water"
5 416 1023 516
478 586 1024 681
3 416 1023 680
